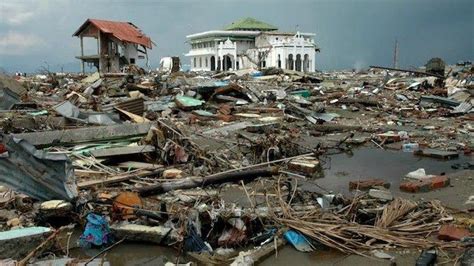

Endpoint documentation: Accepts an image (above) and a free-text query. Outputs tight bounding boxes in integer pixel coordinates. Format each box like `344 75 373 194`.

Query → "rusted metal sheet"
0 135 77 201
115 97 145 115
102 97 145 115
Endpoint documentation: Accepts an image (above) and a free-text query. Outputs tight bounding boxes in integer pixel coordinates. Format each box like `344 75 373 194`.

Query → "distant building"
185 17 319 72
73 19 154 73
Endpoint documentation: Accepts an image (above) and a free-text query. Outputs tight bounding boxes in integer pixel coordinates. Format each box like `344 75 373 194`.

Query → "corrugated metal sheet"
0 135 77 201
54 101 119 125
103 98 145 115
451 102 472 114
116 97 145 115
74 19 153 49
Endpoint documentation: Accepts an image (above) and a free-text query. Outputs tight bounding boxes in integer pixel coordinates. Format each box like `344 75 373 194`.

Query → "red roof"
73 19 153 49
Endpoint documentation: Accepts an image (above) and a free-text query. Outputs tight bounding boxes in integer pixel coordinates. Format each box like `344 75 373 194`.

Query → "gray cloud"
0 31 46 55
0 2 35 25
0 0 472 73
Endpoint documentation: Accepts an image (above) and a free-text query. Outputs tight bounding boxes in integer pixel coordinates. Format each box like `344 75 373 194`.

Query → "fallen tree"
138 166 279 196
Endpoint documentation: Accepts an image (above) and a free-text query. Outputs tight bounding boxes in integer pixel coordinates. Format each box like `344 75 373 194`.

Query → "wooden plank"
90 145 155 158
118 161 164 170
115 107 149 123
13 122 154 147
77 170 161 189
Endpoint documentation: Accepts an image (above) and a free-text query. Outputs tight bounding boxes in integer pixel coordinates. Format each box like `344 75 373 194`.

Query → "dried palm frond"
376 198 417 228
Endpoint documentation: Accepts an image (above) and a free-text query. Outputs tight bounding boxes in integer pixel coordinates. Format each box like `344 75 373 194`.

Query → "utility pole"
393 39 399 69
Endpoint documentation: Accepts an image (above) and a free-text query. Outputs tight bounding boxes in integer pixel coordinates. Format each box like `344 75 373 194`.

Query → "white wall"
123 43 138 64
256 33 317 72
186 32 317 72
190 55 215 71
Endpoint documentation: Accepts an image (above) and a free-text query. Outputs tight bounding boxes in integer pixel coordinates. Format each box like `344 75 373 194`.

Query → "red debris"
438 225 471 241
400 176 450 193
400 179 432 193
0 144 7 154
431 176 450 189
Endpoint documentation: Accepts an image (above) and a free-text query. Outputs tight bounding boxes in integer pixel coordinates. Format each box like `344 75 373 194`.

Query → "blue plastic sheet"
284 230 314 252
251 71 263 77
79 213 112 248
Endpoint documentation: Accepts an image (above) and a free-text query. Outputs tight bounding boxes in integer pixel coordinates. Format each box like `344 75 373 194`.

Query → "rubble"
0 58 472 264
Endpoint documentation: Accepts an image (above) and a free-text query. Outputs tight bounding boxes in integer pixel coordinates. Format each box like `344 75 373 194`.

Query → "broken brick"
438 225 471 241
349 179 390 190
400 179 432 193
430 176 450 189
218 104 232 115
376 133 401 143
217 114 235 122
288 157 321 175
400 176 450 193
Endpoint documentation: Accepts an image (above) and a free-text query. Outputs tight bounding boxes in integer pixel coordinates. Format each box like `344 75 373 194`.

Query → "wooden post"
97 31 101 72
80 36 84 74
97 33 100 55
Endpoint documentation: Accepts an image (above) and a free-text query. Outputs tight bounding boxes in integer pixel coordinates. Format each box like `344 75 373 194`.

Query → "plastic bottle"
402 143 419 152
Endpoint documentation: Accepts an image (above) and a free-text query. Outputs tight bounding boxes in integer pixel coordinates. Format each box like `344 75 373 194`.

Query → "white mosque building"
185 17 319 72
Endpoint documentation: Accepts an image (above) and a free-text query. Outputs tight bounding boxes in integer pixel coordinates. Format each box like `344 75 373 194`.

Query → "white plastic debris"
371 250 395 260
406 168 435 180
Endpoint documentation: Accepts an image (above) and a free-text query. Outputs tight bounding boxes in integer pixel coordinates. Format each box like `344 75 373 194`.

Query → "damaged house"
185 17 319 72
73 19 154 73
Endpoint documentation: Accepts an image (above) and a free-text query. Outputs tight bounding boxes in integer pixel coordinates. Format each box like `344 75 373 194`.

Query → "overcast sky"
0 0 472 73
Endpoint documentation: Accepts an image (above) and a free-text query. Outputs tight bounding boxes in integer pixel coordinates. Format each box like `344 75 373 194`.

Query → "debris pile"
0 62 472 264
